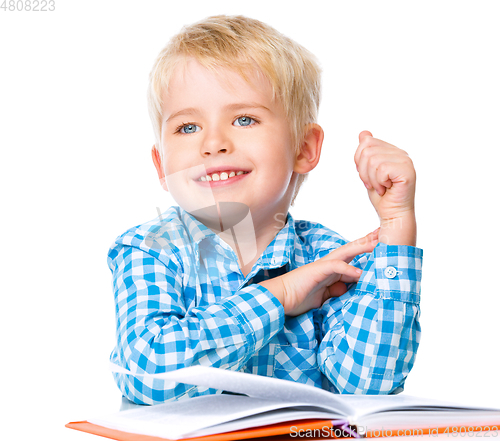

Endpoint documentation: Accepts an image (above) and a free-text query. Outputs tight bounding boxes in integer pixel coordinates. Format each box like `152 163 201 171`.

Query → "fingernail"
356 268 363 274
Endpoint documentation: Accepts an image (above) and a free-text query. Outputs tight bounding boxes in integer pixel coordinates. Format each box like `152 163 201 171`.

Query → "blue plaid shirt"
108 206 422 405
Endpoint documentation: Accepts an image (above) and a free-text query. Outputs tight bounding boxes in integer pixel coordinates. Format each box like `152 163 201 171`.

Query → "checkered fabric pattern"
108 206 423 404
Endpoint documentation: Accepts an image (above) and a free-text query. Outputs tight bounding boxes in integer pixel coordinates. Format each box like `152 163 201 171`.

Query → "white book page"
189 409 347 438
340 395 500 421
89 394 342 440
109 363 500 430
110 363 353 415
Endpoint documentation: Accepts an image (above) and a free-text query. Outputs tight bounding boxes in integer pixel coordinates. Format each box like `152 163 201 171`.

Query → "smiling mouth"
198 170 250 182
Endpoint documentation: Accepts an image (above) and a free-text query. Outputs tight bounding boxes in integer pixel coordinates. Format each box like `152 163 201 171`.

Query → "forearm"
114 284 284 404
110 245 285 404
258 277 286 307
118 287 282 367
318 243 422 394
379 211 417 247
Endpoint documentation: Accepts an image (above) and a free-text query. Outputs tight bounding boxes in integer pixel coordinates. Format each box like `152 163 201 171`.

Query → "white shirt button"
215 245 224 254
384 266 398 278
271 257 278 265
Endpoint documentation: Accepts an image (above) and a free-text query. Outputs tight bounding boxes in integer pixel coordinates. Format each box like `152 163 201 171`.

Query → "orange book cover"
66 418 346 440
66 420 500 440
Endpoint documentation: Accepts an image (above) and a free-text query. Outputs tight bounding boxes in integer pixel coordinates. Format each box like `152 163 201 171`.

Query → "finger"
355 131 390 169
303 258 362 296
325 230 379 264
326 266 364 299
365 154 398 196
328 281 348 297
374 162 395 195
359 130 373 143
359 133 399 150
356 147 402 190
327 259 363 282
355 136 402 172
367 155 413 195
354 132 374 170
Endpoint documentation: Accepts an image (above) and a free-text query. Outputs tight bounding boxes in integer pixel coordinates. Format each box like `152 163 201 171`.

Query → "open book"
66 364 500 440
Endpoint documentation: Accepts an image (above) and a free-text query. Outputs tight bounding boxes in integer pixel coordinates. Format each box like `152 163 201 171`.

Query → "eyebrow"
165 102 271 123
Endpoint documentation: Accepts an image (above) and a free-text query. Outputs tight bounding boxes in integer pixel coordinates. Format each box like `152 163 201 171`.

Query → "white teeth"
199 170 248 181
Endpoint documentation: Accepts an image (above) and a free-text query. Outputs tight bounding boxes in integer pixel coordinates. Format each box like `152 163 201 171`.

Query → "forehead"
161 57 277 115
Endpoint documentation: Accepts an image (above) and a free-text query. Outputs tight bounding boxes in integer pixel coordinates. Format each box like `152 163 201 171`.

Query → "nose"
200 126 233 156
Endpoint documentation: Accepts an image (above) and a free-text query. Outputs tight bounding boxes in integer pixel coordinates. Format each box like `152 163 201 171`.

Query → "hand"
259 230 379 316
354 131 416 222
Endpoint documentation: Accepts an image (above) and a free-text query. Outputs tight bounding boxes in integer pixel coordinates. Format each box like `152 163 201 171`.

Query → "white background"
1 1 499 439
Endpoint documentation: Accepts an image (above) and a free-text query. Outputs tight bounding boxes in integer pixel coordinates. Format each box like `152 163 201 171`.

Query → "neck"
217 208 288 278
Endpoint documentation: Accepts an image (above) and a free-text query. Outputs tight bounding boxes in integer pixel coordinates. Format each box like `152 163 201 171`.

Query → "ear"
151 145 169 192
293 123 324 174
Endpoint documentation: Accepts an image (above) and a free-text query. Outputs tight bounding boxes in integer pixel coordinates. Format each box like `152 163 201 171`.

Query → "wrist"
258 277 285 307
379 211 417 246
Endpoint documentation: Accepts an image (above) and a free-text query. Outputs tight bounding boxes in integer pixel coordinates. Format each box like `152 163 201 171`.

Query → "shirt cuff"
357 243 423 304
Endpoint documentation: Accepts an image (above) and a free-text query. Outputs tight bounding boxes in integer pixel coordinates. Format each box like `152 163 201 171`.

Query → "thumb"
359 130 373 143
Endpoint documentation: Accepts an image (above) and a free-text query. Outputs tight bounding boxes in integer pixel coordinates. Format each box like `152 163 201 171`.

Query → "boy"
108 15 422 405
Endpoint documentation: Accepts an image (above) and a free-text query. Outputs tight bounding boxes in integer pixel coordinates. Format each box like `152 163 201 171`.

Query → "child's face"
156 58 300 225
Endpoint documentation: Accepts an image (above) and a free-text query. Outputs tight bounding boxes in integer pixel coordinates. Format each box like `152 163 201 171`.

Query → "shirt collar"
178 206 296 269
257 212 295 269
179 206 217 244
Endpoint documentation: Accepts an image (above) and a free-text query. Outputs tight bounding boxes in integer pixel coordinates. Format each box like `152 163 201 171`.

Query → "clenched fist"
355 131 417 246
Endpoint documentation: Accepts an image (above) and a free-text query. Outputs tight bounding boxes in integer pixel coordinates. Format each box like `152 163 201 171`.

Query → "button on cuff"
384 266 398 278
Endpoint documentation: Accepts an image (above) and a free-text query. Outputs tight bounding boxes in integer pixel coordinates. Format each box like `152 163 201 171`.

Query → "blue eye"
179 124 200 134
234 116 255 127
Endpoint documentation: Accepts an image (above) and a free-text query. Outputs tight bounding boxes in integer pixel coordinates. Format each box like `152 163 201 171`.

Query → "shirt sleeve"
109 244 284 405
317 242 422 394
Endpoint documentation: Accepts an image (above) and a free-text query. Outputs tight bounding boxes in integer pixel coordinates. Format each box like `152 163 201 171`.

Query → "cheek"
264 156 295 193
162 146 185 174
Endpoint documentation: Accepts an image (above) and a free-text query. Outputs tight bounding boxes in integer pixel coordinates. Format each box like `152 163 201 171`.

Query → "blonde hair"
147 15 322 205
